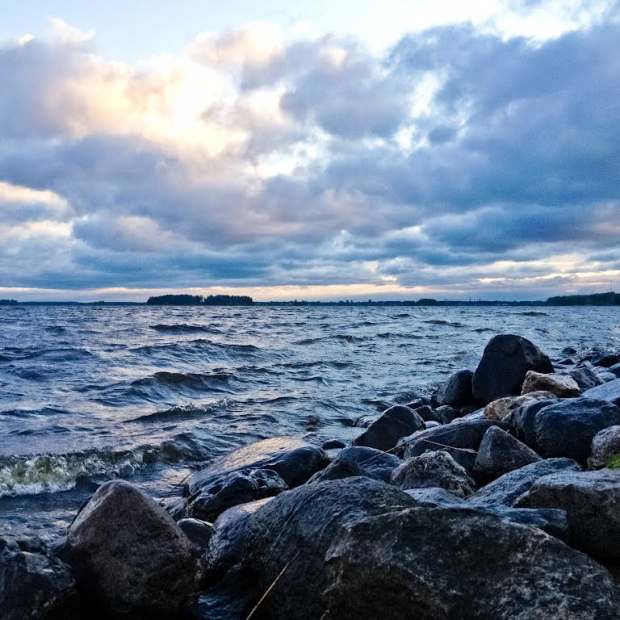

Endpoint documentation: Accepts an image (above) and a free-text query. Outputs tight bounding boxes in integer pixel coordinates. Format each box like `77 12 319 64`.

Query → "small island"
146 294 253 306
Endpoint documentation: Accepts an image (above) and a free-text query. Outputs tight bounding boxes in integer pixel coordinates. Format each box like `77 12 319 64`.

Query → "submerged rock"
437 369 474 407
322 507 619 620
517 468 620 562
0 537 78 620
65 480 202 617
472 334 553 403
532 398 620 462
308 446 400 484
521 371 580 398
589 425 620 468
353 405 425 451
391 451 475 497
474 426 541 481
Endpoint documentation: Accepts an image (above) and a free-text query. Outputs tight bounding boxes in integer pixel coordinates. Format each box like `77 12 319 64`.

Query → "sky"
0 0 619 301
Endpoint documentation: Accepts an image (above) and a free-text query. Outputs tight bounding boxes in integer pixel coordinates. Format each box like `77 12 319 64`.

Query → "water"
1 304 619 540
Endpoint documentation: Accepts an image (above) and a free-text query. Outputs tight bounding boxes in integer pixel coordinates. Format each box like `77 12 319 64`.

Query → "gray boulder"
353 405 425 451
322 507 619 620
0 537 78 620
583 378 620 406
517 468 620 562
391 451 476 497
589 425 620 468
66 480 202 617
469 457 581 507
187 437 328 497
308 446 400 484
532 398 620 462
472 334 553 403
570 363 603 390
433 404 462 424
474 426 541 481
187 468 287 522
437 369 474 406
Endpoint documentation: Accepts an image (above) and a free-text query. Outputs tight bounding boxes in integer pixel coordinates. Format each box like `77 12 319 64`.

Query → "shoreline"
3 333 620 618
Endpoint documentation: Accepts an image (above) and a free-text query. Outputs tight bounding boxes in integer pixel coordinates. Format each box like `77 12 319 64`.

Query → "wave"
0 406 71 418
128 402 222 423
150 323 222 334
519 311 548 317
422 319 466 328
133 338 260 359
294 334 367 345
0 346 93 363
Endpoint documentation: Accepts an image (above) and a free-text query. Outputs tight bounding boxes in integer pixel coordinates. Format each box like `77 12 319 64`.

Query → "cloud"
0 12 619 299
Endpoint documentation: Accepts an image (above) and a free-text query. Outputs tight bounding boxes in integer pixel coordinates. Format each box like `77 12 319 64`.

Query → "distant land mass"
146 294 254 306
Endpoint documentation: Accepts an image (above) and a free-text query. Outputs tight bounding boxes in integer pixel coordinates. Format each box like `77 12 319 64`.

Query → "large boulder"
474 426 541 481
583 378 620 406
521 371 580 398
391 451 475 497
187 437 328 497
484 391 556 422
517 469 620 562
321 507 620 619
0 537 78 620
307 446 400 484
242 478 417 619
472 334 553 403
65 481 202 617
437 369 474 407
589 425 620 468
353 405 425 451
186 468 287 522
532 398 620 462
468 457 581 507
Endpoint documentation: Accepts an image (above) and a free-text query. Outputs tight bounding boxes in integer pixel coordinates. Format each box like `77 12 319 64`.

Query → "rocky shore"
3 334 620 619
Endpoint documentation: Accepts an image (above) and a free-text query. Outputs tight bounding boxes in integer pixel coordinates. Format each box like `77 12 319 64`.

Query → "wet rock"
521 371 581 398
589 425 620 468
177 518 215 550
474 426 541 481
411 404 436 421
66 480 201 617
472 334 553 403
391 451 475 497
469 457 581 507
308 446 400 484
205 498 272 579
517 468 620 562
533 398 620 462
322 507 619 620
569 363 603 390
437 369 474 407
187 437 328 497
321 439 346 450
593 352 620 368
562 346 577 356
187 468 288 522
583 377 620 405
242 478 416 619
433 404 461 424
398 416 495 458
353 405 425 451
0 536 78 620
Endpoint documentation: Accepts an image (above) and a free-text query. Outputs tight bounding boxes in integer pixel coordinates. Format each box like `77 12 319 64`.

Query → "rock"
569 363 603 390
608 362 620 378
322 507 619 620
187 468 288 522
589 425 620 468
321 439 346 450
187 437 328 497
474 426 541 481
391 451 475 497
533 398 620 462
307 446 400 484
437 369 474 406
0 536 78 620
521 371 581 397
562 346 577 356
425 420 441 429
517 468 620 562
484 391 556 423
468 457 581 507
472 334 553 403
599 371 618 383
66 480 201 617
433 404 461 424
205 498 272 579
242 478 416 619
583 377 620 406
177 518 215 550
411 404 436 421
353 405 425 451
593 352 620 368
404 487 568 538
503 393 560 446
398 416 495 458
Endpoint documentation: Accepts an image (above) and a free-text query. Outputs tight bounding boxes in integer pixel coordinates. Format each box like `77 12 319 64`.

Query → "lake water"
1 304 619 540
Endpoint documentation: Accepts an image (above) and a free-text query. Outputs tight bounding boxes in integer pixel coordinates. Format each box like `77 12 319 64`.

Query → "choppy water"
1 304 619 540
